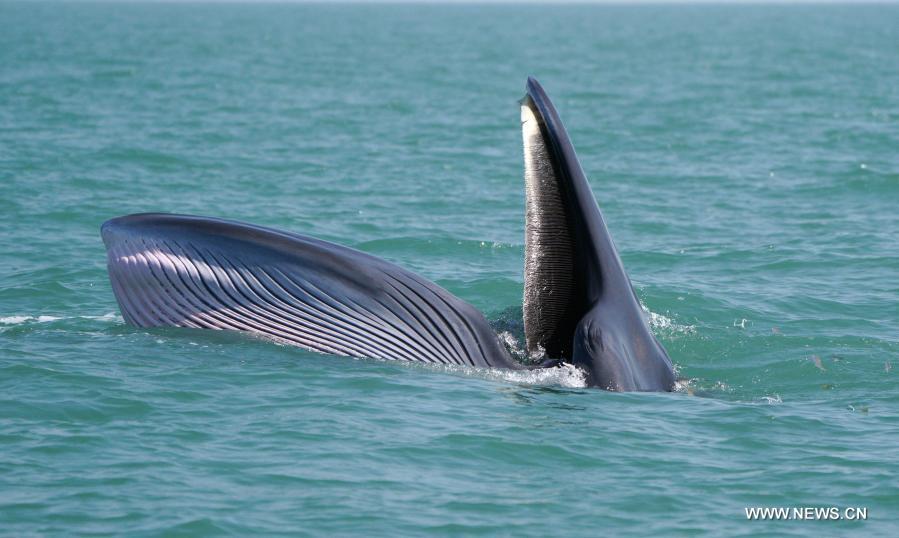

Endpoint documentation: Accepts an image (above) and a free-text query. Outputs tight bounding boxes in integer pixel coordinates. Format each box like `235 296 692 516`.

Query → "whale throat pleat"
521 103 576 358
101 214 519 369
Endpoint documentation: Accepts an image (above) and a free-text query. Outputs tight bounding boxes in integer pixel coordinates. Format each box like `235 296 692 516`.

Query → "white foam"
673 378 694 394
0 316 32 325
483 362 587 388
423 362 588 389
497 330 526 359
0 315 61 325
0 313 122 327
641 305 695 336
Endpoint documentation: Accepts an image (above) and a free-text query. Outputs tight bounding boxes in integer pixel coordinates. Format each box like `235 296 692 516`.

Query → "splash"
497 330 526 359
0 315 62 325
673 378 695 394
0 313 122 327
426 362 588 389
641 305 696 337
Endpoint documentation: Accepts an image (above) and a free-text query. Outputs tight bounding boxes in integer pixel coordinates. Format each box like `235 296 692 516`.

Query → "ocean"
1 2 897 535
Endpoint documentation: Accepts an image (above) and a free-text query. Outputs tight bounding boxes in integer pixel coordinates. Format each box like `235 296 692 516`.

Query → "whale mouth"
519 78 676 391
520 96 579 360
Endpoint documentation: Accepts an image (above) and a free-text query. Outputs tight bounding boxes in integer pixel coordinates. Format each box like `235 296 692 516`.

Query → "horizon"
8 0 899 5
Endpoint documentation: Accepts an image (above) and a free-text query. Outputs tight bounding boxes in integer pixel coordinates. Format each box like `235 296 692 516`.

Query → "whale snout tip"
100 214 144 248
100 217 124 248
101 213 171 247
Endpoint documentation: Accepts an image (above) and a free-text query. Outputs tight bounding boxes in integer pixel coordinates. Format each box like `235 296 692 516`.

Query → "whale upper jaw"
520 77 675 391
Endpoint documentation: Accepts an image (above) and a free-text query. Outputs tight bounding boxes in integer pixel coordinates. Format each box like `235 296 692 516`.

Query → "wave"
0 312 122 327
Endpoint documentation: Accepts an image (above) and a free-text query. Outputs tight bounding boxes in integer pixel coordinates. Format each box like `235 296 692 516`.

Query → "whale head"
520 77 675 391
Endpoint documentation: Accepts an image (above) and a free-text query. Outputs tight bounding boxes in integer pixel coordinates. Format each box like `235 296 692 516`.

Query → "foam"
0 315 61 325
641 305 696 336
0 313 122 327
422 362 588 389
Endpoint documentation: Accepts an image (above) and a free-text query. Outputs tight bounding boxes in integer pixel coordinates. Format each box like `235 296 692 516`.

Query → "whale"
101 77 676 391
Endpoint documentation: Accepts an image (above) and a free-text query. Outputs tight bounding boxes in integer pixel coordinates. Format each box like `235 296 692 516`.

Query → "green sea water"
1 2 898 535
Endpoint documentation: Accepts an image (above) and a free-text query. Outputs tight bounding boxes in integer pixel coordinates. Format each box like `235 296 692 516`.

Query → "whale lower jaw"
101 213 521 370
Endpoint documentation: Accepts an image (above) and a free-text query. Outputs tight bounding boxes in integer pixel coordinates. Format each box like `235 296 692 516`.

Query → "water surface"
1 3 897 535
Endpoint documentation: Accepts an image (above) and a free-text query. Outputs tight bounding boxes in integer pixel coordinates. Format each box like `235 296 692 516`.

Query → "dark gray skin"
522 78 675 391
100 77 676 392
